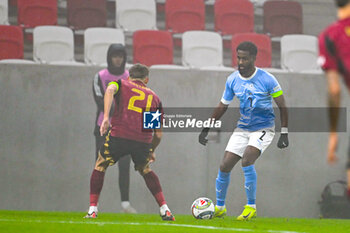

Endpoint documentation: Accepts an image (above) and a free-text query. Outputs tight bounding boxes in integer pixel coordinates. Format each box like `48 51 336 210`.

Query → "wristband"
281 127 288 134
149 148 154 153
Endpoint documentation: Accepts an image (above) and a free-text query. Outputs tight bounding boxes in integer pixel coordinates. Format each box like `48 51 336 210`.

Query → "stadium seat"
0 59 36 64
33 26 76 64
84 28 125 66
67 0 107 30
58 0 67 9
263 0 302 37
0 25 23 60
17 0 57 28
231 33 271 68
214 0 254 36
0 0 9 25
182 31 223 68
165 0 205 34
116 0 157 32
280 34 319 72
133 30 173 66
9 0 17 7
249 0 268 7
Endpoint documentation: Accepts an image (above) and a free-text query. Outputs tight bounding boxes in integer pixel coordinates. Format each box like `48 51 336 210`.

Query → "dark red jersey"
110 79 162 143
318 17 350 87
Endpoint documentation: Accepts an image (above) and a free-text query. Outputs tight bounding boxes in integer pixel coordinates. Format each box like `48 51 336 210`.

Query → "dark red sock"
143 171 166 207
347 188 350 200
90 169 105 206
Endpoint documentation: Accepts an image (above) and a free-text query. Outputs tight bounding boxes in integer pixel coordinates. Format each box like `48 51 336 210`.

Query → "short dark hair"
335 0 350 7
236 41 258 57
129 63 149 80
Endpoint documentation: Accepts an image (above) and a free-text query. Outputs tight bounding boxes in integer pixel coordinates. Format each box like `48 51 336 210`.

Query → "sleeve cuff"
221 98 232 105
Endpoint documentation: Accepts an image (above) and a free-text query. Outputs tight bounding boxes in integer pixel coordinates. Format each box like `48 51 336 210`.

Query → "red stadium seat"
17 0 57 28
0 25 23 60
263 0 303 37
165 0 205 34
67 0 107 30
133 30 173 66
231 33 271 68
214 0 254 36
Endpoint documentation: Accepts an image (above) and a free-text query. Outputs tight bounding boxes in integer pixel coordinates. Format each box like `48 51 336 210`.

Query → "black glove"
277 133 289 149
199 128 210 146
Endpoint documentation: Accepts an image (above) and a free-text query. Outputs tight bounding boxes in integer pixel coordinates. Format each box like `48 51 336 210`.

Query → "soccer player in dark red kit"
92 43 137 213
318 0 350 197
85 64 175 221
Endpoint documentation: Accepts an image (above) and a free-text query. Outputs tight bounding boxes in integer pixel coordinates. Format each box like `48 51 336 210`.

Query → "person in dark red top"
85 64 175 221
318 0 350 197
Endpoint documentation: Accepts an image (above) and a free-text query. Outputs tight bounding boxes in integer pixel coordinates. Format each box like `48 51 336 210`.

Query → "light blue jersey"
221 68 283 131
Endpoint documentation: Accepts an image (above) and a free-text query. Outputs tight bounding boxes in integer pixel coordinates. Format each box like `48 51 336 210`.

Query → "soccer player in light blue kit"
199 42 289 220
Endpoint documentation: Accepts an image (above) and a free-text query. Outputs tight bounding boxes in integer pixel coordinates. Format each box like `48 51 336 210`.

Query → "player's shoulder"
256 68 280 88
226 70 240 82
320 19 349 38
146 85 158 96
256 68 276 80
124 79 160 98
145 86 161 103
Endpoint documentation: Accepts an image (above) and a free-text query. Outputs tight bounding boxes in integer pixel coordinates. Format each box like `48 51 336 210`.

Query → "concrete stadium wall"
0 64 349 218
296 0 337 36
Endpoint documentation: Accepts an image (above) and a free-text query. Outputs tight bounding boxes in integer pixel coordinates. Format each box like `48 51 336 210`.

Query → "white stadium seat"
84 28 125 66
281 34 319 72
116 0 157 32
0 59 36 64
49 61 86 66
0 0 9 25
33 26 77 64
182 31 223 68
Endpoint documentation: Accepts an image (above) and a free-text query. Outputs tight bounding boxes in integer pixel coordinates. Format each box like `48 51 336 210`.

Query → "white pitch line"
0 219 306 233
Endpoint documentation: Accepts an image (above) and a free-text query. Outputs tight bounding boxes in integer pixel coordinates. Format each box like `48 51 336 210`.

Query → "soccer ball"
191 197 215 219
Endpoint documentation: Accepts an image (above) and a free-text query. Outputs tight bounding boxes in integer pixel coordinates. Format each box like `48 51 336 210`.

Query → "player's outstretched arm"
274 95 289 149
100 82 118 136
199 102 228 146
326 70 341 164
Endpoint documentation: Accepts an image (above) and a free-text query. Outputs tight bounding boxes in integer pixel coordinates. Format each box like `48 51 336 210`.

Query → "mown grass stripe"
0 218 305 233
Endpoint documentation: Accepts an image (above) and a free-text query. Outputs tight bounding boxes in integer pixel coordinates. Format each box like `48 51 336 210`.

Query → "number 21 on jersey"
128 88 153 113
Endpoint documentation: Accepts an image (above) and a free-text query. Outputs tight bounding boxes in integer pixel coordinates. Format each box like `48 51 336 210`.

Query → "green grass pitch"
1 210 350 233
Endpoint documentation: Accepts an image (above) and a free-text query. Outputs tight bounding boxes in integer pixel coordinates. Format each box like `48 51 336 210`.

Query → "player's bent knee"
219 163 231 173
137 165 152 176
241 158 253 167
94 165 107 173
94 161 108 172
94 152 109 172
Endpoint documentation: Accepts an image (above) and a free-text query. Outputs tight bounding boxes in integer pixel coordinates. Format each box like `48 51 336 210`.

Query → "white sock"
216 204 225 209
247 204 256 209
160 204 169 216
88 206 98 214
121 201 131 209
